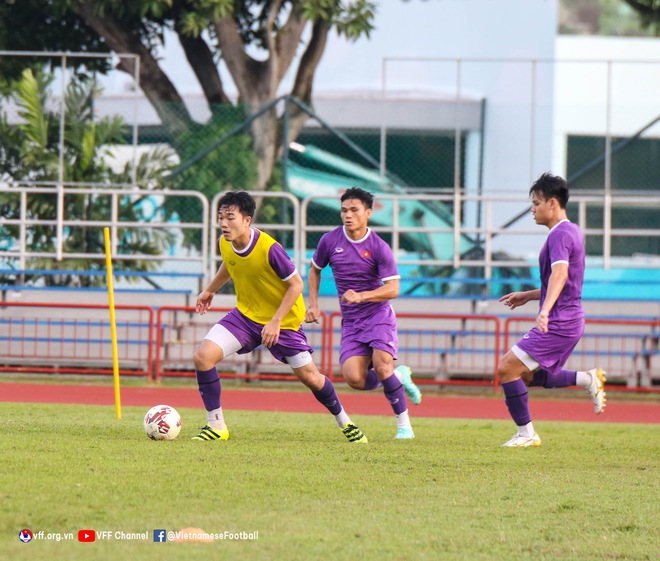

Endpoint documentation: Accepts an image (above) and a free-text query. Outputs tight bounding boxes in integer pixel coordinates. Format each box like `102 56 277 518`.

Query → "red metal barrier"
155 306 328 382
327 312 501 390
0 302 153 376
2 301 657 393
504 317 660 390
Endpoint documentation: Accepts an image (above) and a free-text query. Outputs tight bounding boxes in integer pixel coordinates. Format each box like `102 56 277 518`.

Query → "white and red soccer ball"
143 404 182 441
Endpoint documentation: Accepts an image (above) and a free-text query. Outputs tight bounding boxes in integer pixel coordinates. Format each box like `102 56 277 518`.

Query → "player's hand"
499 291 526 310
304 305 322 324
195 291 214 315
341 289 363 305
536 310 549 333
261 319 281 348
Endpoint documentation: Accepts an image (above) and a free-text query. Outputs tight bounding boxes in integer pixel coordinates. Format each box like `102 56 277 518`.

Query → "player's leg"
351 364 421 407
340 316 421 404
288 354 368 444
499 346 541 447
393 365 422 405
527 328 606 414
273 328 368 443
191 321 243 441
340 354 373 390
367 312 421 405
372 349 415 439
529 368 575 387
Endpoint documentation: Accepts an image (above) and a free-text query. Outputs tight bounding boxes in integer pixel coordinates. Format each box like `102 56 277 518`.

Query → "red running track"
1 383 658 424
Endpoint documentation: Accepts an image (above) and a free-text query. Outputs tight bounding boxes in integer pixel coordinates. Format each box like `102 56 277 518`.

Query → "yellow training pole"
104 227 122 419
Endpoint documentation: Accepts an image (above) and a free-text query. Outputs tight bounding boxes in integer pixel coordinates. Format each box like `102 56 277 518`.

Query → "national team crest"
361 250 371 258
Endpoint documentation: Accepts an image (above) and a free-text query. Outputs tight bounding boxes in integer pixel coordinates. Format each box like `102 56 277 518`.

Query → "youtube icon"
78 530 96 543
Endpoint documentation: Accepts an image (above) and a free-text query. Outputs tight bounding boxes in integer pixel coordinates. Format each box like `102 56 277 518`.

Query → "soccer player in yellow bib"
191 191 367 443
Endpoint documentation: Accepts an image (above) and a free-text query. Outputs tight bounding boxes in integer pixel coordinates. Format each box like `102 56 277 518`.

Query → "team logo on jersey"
361 250 371 258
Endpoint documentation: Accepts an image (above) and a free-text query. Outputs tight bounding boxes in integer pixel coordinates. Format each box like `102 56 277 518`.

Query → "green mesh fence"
1 56 658 295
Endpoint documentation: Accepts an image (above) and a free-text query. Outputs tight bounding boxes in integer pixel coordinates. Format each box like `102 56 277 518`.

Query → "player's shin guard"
196 366 221 411
530 368 577 388
311 376 343 416
382 374 407 415
362 368 383 390
502 378 532 426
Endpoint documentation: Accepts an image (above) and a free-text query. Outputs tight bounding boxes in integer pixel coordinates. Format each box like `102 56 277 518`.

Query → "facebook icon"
153 530 167 543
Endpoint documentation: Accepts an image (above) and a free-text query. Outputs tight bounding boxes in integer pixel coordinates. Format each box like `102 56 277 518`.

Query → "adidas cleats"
395 365 422 405
502 433 542 447
586 368 607 415
395 427 415 439
342 422 368 444
191 424 229 441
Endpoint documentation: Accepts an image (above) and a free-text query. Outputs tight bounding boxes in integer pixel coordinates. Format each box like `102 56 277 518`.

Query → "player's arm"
196 262 231 315
305 264 323 324
536 262 568 333
261 272 304 347
341 277 400 305
499 288 541 310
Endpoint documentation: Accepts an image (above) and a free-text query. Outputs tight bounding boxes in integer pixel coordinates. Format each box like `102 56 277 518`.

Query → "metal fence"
1 302 657 390
1 52 658 295
0 302 153 375
504 317 660 389
1 185 658 296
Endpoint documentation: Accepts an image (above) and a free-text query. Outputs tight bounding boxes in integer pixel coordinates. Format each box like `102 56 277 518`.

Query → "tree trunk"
176 31 231 108
250 106 279 190
74 3 193 138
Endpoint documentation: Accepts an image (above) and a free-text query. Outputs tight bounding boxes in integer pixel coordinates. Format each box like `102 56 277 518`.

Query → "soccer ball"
143 404 182 441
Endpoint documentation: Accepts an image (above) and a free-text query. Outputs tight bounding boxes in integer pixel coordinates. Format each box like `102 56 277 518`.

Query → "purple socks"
196 366 221 411
363 368 383 390
382 374 407 415
312 377 343 416
502 378 531 426
530 369 577 388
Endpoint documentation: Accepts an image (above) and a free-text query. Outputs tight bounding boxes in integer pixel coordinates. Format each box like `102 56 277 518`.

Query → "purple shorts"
516 317 584 375
339 308 398 365
219 308 313 364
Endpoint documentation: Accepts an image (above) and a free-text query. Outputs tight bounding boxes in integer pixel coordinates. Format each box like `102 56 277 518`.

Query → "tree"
0 68 177 287
0 1 376 190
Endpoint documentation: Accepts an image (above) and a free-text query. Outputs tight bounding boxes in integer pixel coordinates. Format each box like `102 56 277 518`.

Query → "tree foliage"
0 69 177 287
622 0 660 33
0 1 376 190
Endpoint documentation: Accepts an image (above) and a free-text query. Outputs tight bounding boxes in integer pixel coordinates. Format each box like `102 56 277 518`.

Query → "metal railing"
1 186 658 292
1 302 657 391
0 184 210 290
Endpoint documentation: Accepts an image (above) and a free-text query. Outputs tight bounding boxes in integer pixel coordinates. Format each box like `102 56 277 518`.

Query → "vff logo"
153 529 167 542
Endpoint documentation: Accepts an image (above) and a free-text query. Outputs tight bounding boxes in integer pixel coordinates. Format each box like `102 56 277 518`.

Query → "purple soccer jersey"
538 220 585 324
312 226 400 363
311 226 400 322
517 220 586 374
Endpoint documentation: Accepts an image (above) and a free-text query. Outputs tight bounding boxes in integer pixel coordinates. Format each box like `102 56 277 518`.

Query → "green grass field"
2 403 658 561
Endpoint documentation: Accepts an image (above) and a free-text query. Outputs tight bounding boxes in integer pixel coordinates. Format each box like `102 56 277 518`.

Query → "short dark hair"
218 191 256 218
341 187 374 210
529 172 569 209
